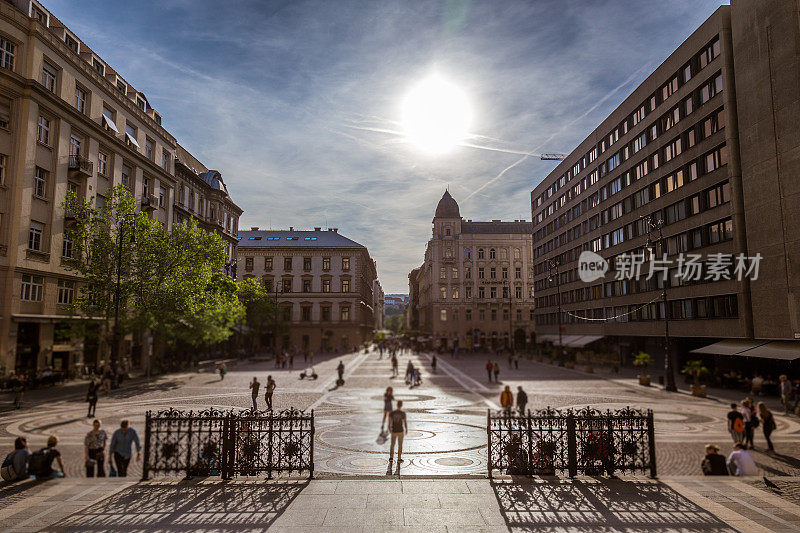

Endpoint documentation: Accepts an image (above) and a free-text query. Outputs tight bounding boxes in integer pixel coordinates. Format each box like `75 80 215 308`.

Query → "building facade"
236 228 378 352
530 1 800 363
0 0 241 375
411 191 535 351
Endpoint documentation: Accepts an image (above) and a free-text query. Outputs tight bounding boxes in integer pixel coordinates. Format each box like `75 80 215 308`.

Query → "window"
300 306 311 321
440 267 446 280
465 286 472 298
20 274 43 302
74 86 86 114
61 235 73 258
705 146 727 173
37 116 50 145
491 309 497 321
466 308 472 321
31 4 47 24
154 112 162 126
282 279 292 292
0 37 15 70
92 58 104 75
341 306 350 321
0 97 8 129
282 306 291 321
145 139 154 160
342 279 350 292
125 124 139 148
478 286 485 299
465 267 472 279
700 74 723 104
0 154 5 185
490 286 497 299
33 167 46 198
342 257 350 270
478 267 484 279
700 38 721 69
244 257 254 272
515 286 523 299
488 248 496 259
321 306 331 321
478 248 485 259
121 165 131 187
302 279 312 293
57 280 74 305
322 278 331 292
440 309 447 322
451 267 458 278
633 133 646 153
41 62 56 92
452 287 459 299
265 257 273 270
515 267 521 279
136 96 146 110
64 33 78 53
158 187 166 207
102 106 118 133
97 151 108 176
284 257 292 270
514 248 521 260
502 267 508 279
464 248 471 260
633 105 646 125
703 109 725 138
662 76 678 101
303 257 312 270
322 257 331 270
29 221 43 250
440 286 447 299
490 267 496 279
683 64 692 83
68 135 81 158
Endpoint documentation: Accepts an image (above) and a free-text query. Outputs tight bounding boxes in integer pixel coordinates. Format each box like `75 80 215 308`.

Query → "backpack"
732 416 744 433
28 448 50 476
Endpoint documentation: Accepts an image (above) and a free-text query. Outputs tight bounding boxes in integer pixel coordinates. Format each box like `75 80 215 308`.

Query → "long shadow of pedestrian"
45 479 308 532
491 478 736 531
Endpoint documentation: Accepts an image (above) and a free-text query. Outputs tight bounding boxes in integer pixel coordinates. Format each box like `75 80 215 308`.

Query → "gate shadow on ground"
43 479 307 532
491 478 735 532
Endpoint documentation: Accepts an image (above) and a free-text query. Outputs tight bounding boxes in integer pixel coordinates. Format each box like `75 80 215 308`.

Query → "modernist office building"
409 191 535 351
236 228 379 352
531 0 800 364
0 0 241 374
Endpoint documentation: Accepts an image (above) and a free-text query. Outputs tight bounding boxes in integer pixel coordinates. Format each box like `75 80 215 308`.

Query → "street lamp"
110 215 136 375
547 258 563 364
644 214 677 392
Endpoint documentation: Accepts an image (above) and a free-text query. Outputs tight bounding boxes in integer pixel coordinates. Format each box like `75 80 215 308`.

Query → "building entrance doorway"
15 322 40 374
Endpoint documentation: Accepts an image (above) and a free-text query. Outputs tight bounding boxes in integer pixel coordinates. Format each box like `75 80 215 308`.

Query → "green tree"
386 314 404 333
237 277 279 352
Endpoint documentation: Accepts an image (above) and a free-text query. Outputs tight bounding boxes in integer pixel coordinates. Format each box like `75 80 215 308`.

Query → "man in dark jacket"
516 386 528 414
701 444 728 475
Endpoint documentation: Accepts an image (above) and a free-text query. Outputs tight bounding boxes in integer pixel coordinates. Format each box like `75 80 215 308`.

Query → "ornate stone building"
236 227 378 352
409 191 535 351
0 0 241 375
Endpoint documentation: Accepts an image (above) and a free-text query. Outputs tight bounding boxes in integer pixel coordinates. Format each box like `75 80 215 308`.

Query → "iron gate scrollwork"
487 406 655 478
142 407 314 480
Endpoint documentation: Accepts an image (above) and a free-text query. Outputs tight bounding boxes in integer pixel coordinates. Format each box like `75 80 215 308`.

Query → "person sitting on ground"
1 437 32 482
29 435 66 479
727 442 758 476
701 444 728 475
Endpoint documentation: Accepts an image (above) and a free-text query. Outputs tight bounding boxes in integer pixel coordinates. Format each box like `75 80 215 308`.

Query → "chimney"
314 227 321 231
250 226 259 231
333 228 338 233
289 226 293 231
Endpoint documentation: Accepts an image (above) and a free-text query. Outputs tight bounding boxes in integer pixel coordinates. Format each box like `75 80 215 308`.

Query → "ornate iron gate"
487 407 655 478
142 407 314 480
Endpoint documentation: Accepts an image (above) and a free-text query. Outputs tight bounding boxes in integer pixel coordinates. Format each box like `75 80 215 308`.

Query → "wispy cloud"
46 0 727 292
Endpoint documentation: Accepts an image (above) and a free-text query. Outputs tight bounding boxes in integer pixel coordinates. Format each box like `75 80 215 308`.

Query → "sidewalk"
4 475 800 532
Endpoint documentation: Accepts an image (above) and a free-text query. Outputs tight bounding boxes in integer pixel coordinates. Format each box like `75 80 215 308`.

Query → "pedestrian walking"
514 355 519 370
1 437 31 482
516 386 528 414
757 401 776 452
289 353 294 368
337 361 345 384
102 365 113 395
701 444 728 476
486 359 493 382
391 354 398 377
500 386 514 413
727 442 758 476
108 419 141 477
11 373 24 409
406 360 414 382
381 386 394 434
493 361 500 383
29 435 65 479
218 361 227 380
249 377 260 411
431 354 437 373
388 400 407 467
84 419 107 477
741 399 756 449
727 403 745 443
86 378 99 418
265 376 276 411
779 375 793 414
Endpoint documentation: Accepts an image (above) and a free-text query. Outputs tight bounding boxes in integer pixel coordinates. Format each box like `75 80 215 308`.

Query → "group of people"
727 398 776 452
485 360 501 382
380 387 407 467
1 419 142 483
249 376 277 411
702 442 759 476
499 385 528 414
404 360 422 387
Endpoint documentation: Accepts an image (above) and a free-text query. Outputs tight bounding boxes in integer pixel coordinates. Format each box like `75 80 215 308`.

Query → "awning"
101 114 119 133
736 341 800 361
125 131 140 148
691 340 770 356
566 335 604 348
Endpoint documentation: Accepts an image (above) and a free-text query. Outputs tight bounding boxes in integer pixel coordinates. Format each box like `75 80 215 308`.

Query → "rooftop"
461 221 532 234
237 229 365 249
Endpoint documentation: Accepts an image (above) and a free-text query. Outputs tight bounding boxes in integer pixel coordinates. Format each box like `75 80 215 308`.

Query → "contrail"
464 61 657 201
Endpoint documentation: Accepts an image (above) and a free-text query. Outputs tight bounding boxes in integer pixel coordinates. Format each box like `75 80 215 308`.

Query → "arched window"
489 248 496 259
478 248 485 259
464 248 471 260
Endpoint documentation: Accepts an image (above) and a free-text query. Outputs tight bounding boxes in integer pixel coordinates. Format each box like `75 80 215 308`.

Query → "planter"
584 365 594 373
638 375 651 387
691 384 707 397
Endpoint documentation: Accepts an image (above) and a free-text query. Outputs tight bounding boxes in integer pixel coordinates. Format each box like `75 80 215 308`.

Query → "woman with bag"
757 402 776 452
84 419 108 477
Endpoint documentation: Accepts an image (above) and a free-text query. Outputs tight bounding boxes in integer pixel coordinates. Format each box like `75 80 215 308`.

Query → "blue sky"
49 0 727 293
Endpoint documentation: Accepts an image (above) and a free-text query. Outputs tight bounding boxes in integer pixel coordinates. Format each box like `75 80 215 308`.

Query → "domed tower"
433 189 462 238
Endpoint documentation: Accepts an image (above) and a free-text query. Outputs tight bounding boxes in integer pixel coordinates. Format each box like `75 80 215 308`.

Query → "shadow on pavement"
43 479 307 532
491 478 735 531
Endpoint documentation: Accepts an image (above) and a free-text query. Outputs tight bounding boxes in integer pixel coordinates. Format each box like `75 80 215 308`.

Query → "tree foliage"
237 277 280 351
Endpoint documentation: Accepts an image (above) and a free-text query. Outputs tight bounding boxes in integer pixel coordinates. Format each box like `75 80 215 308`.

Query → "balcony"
68 155 93 178
141 195 158 211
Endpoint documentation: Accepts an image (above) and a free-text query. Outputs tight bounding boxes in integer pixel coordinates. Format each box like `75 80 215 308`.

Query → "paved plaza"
3 348 800 530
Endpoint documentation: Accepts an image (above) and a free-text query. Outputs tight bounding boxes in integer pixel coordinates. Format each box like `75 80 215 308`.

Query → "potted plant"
633 352 652 386
682 360 710 397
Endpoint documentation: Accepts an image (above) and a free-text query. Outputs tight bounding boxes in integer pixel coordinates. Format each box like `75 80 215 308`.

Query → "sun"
401 74 472 154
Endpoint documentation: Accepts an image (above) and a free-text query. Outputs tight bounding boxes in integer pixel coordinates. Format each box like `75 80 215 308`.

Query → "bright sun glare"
401 74 471 155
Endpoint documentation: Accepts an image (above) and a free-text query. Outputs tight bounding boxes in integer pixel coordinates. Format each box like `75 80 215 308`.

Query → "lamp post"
644 214 676 392
110 215 135 376
547 258 563 363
